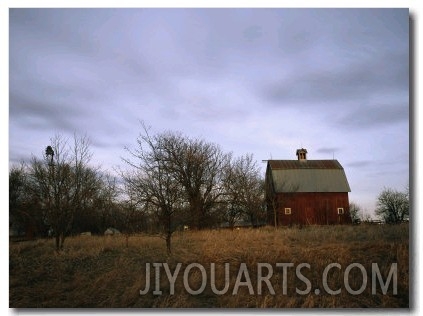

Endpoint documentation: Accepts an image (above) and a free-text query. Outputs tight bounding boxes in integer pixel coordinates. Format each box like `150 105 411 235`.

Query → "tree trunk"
189 196 203 230
274 205 277 228
55 232 66 251
55 234 60 252
166 232 172 255
60 233 65 250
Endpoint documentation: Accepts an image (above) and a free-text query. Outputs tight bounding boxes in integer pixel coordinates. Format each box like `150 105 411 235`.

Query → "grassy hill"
9 224 409 308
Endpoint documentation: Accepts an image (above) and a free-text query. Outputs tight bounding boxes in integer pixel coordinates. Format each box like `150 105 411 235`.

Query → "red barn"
265 149 352 226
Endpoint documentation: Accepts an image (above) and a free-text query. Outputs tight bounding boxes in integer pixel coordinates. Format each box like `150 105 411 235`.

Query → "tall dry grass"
10 224 409 308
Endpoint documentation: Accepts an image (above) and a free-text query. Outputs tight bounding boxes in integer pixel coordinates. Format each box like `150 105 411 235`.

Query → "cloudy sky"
9 8 409 214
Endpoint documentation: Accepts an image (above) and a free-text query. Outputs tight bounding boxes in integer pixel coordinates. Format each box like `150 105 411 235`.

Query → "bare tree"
91 172 120 233
118 181 150 248
219 187 244 230
123 125 185 254
27 134 98 251
125 123 231 230
349 202 362 224
375 187 409 224
9 164 33 237
223 154 265 228
156 132 231 229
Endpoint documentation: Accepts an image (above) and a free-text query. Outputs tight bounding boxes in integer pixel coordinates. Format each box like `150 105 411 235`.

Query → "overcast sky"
9 8 409 214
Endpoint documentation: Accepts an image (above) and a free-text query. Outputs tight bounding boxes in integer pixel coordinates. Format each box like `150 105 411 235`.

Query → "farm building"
265 148 352 226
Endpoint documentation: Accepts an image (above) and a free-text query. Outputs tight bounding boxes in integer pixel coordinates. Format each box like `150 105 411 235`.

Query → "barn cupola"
296 148 308 161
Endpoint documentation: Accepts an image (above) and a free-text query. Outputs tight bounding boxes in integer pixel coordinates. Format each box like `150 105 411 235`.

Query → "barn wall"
268 192 351 226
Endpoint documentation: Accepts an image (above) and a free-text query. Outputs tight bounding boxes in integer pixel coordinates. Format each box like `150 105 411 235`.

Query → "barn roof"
267 159 351 193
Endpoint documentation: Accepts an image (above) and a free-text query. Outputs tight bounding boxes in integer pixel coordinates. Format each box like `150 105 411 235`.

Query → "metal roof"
269 159 344 170
268 160 351 193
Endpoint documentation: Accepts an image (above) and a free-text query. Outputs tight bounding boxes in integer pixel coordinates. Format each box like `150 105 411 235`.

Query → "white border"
2 2 419 316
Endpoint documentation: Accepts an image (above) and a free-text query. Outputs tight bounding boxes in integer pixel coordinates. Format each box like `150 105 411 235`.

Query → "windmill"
45 145 54 166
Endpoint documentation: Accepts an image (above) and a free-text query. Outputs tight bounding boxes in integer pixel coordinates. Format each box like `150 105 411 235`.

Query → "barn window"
337 208 344 215
285 208 292 215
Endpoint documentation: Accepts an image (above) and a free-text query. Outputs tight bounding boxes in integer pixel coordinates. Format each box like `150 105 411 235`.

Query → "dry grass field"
9 224 409 308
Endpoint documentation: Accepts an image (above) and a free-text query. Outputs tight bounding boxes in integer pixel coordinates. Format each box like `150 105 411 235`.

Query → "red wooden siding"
267 192 351 226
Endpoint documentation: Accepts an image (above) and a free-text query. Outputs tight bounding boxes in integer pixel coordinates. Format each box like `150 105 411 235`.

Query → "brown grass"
9 224 409 308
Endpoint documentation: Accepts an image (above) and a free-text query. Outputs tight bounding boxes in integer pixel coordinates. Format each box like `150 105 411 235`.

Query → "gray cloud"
8 8 409 212
260 50 408 107
347 160 373 168
316 147 341 154
336 103 409 129
9 91 84 133
256 9 408 114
